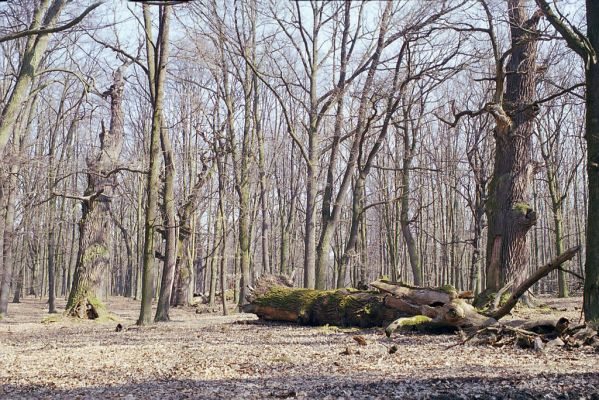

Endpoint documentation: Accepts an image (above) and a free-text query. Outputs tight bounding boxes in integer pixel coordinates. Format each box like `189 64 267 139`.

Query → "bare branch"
0 2 106 44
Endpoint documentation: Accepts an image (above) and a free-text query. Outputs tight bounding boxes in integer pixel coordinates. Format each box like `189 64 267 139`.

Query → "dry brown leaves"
0 296 598 399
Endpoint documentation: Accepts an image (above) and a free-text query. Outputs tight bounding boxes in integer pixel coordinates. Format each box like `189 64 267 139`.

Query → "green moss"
224 289 235 301
316 324 337 333
438 284 457 294
87 295 107 316
270 354 292 363
82 243 109 265
385 315 433 337
338 294 358 311
399 315 432 326
513 202 532 215
254 287 322 314
499 291 512 306
179 265 190 281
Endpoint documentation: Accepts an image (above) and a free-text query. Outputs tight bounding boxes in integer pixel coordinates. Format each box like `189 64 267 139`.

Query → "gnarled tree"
66 62 130 318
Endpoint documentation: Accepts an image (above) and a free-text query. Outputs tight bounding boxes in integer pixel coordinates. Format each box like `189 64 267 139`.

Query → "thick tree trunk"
584 0 599 321
66 63 128 319
483 1 541 298
67 204 112 318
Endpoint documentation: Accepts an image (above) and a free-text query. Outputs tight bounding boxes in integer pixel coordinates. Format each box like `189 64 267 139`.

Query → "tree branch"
535 0 596 67
489 245 581 320
0 2 105 44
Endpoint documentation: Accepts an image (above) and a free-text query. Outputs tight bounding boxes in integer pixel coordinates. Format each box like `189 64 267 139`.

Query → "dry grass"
0 295 598 399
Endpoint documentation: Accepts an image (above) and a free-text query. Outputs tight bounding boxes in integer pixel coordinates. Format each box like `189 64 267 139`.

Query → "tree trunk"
483 1 541 298
138 4 170 326
0 168 17 316
244 276 487 331
400 126 423 286
155 125 177 321
66 63 128 319
111 210 133 298
12 266 23 304
584 0 599 322
315 2 392 290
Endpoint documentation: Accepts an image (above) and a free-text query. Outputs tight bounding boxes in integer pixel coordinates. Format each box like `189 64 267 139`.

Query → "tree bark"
66 63 128 319
0 164 17 316
584 1 599 321
244 276 487 331
155 125 176 321
483 1 541 297
138 4 170 326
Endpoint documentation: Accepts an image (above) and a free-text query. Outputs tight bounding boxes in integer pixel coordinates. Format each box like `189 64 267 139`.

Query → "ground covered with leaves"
1 296 598 399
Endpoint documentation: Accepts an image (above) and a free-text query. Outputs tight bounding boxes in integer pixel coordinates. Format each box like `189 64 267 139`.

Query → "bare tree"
138 3 171 326
66 62 130 318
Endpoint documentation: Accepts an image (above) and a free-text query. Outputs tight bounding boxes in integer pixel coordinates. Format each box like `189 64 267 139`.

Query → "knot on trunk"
512 202 537 229
485 102 512 134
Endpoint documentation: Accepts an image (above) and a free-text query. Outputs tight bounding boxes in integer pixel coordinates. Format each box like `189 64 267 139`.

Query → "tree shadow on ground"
2 372 599 400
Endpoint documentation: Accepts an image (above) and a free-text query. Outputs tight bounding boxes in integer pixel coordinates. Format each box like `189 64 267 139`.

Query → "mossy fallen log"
243 276 492 331
244 246 581 333
243 286 401 327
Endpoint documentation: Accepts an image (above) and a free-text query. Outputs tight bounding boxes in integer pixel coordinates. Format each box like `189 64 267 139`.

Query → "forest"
1 0 598 399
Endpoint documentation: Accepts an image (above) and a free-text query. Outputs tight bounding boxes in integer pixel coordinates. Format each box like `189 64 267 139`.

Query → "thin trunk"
138 5 170 326
155 125 177 321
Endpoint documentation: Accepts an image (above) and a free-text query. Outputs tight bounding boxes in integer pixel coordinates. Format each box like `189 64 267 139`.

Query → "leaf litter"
0 296 598 399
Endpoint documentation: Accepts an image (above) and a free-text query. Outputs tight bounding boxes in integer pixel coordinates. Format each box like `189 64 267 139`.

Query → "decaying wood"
245 246 581 334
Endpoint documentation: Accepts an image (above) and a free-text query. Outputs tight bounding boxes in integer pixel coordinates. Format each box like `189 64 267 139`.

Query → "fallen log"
243 276 493 331
244 246 581 333
243 276 400 327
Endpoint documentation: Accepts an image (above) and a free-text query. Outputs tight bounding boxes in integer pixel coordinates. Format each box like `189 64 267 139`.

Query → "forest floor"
0 295 598 400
